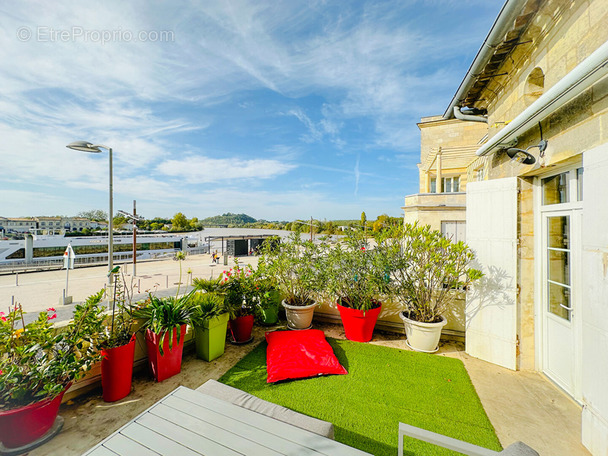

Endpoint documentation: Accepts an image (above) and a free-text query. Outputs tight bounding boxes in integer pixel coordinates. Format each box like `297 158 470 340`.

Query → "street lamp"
66 141 114 294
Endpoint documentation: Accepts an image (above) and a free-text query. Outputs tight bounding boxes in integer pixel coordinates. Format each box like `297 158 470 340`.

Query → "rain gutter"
476 39 608 157
443 0 527 120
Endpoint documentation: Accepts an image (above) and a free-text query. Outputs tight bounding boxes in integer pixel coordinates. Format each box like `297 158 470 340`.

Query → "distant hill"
201 213 257 226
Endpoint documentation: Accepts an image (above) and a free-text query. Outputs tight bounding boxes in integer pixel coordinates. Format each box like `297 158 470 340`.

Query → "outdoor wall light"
506 139 548 165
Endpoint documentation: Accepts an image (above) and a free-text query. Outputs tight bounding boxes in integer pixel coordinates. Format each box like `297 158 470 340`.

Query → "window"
541 168 583 206
542 173 568 205
430 176 460 193
475 167 485 182
441 221 466 243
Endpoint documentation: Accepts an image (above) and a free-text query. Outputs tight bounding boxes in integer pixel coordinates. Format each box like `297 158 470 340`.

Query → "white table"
83 386 372 456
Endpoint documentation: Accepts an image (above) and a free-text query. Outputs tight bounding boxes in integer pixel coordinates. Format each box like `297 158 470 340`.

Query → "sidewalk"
0 254 259 321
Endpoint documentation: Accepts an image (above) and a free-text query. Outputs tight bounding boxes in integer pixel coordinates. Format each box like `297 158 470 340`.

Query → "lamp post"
67 141 114 295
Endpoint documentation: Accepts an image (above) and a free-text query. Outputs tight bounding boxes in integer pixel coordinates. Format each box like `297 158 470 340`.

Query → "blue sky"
1 1 503 221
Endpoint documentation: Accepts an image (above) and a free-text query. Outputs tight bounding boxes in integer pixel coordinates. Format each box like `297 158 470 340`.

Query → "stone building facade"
440 0 608 453
403 116 487 241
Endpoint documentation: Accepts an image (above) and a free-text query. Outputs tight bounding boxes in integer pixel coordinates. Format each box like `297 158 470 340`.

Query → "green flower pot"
258 290 281 326
258 305 279 325
194 313 229 361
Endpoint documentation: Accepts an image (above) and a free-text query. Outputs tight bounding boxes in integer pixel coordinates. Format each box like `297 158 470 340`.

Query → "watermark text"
17 26 174 44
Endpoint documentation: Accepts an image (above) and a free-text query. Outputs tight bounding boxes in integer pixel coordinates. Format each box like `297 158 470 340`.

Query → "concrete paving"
22 320 589 456
0 254 259 322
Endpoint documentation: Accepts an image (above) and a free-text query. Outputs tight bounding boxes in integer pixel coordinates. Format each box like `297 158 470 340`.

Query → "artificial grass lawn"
219 338 502 456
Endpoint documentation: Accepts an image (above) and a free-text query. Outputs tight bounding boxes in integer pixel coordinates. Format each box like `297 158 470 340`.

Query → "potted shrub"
189 291 229 361
258 232 325 330
254 279 281 326
383 223 483 352
324 230 388 342
98 266 136 402
0 294 104 452
134 292 193 382
220 262 256 343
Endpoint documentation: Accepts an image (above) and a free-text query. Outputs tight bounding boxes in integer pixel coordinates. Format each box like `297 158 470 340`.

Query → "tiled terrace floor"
30 321 589 456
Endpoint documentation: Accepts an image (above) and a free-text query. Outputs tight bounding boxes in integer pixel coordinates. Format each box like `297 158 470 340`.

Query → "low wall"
314 294 465 340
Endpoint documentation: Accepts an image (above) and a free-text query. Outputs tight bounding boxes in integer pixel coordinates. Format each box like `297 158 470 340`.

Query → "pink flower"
46 307 57 321
47 307 56 312
0 312 6 322
47 314 57 320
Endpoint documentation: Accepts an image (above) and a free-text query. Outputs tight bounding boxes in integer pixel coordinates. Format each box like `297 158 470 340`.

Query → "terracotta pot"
145 325 187 382
101 334 136 402
0 384 69 449
400 312 447 353
338 303 382 342
228 315 254 342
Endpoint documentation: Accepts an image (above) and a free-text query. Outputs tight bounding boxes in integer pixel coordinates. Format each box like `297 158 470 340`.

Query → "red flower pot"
229 315 254 343
0 384 69 449
338 303 382 342
101 334 136 402
145 325 187 382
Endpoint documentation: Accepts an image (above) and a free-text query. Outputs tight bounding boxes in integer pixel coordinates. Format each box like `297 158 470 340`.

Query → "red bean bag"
265 329 348 383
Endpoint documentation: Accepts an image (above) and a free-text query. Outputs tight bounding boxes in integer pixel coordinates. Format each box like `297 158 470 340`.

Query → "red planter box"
0 385 69 449
338 303 382 342
145 325 186 382
229 315 254 343
101 334 136 402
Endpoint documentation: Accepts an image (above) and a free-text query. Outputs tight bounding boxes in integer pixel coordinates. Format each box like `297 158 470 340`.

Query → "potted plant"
258 232 325 330
134 292 193 382
324 230 387 342
189 291 229 361
0 294 104 452
98 266 137 402
254 279 281 326
384 223 483 352
220 262 256 343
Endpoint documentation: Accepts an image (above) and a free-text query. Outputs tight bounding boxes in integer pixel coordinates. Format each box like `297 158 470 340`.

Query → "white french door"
539 168 582 398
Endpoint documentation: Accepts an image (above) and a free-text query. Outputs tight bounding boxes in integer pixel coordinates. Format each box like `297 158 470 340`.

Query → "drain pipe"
443 0 527 119
453 106 488 123
476 38 608 157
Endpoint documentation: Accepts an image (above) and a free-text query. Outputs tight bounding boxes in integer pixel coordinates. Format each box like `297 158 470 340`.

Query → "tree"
360 211 367 227
171 212 189 231
113 214 128 227
78 209 108 221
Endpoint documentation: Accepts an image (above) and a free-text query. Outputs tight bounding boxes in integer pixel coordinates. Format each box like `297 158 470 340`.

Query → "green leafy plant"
258 232 325 306
133 292 193 354
99 266 135 350
323 229 389 311
188 292 225 327
0 291 105 410
252 278 281 322
218 261 256 319
192 276 224 293
382 223 483 323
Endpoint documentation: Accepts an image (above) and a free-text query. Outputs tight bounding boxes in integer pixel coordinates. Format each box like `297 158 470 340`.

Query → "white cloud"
156 156 296 183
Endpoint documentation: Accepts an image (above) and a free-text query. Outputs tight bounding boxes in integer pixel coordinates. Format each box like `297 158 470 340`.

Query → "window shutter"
465 177 519 370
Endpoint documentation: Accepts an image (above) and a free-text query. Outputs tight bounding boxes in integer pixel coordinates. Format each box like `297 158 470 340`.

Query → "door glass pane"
577 168 583 201
542 172 569 205
548 282 571 320
453 176 460 192
444 178 452 193
430 178 436 193
548 249 570 285
547 216 569 249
